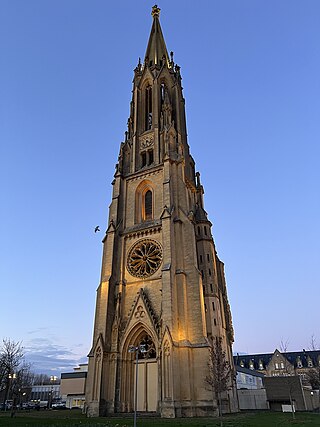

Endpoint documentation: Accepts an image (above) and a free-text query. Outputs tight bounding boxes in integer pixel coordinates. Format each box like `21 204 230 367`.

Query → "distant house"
234 349 320 387
236 366 264 390
235 365 269 410
60 363 88 409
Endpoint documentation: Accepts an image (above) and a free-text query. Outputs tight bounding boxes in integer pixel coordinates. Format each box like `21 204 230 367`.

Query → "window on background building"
204 226 207 235
212 301 215 311
210 283 213 293
280 362 285 369
200 255 203 263
275 363 279 369
207 253 210 261
214 318 217 326
208 269 211 276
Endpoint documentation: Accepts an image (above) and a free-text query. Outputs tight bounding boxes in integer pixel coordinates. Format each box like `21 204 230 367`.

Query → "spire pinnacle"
151 4 160 18
145 5 169 66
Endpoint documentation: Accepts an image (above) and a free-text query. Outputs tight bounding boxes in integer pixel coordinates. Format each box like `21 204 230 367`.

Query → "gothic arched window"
145 85 152 130
160 82 166 103
144 190 153 221
137 334 156 359
135 181 154 224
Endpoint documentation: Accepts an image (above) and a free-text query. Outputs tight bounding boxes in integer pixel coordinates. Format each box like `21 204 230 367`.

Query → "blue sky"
1 0 319 374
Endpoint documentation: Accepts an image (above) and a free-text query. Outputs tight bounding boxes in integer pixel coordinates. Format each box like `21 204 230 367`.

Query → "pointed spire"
144 5 170 67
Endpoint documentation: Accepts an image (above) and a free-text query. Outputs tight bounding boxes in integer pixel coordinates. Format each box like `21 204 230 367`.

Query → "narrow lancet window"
148 149 154 165
141 152 147 167
145 85 152 130
144 190 153 220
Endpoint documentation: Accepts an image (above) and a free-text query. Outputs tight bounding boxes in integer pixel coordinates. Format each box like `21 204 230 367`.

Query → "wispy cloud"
27 327 49 335
24 337 87 375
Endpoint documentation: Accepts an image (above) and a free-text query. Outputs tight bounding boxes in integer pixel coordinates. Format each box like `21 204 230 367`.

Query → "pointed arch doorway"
134 334 157 412
123 328 158 412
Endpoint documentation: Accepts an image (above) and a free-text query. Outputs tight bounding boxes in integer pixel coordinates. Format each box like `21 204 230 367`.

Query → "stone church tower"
86 6 237 418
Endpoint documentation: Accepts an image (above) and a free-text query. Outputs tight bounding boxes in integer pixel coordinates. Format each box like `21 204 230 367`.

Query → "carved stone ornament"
127 239 162 278
134 305 146 319
140 135 154 150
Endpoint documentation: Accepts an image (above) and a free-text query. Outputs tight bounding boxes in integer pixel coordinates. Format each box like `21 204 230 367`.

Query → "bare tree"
307 335 320 413
306 369 320 389
205 337 234 426
0 339 31 410
279 340 297 419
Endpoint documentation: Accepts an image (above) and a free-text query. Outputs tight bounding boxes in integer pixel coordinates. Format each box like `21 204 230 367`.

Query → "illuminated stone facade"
85 6 237 418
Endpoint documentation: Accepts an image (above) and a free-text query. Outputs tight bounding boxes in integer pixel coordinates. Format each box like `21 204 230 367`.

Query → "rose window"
127 239 162 278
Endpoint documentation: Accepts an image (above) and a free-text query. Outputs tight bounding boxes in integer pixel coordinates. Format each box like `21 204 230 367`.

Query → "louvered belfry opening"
145 86 152 130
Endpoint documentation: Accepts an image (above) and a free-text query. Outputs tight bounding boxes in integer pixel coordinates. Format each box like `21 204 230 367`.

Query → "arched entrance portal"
134 334 157 412
121 327 158 413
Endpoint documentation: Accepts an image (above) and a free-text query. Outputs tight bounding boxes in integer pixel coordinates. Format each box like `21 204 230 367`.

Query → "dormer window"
240 361 244 368
249 361 254 370
308 360 313 368
259 361 264 370
297 359 303 368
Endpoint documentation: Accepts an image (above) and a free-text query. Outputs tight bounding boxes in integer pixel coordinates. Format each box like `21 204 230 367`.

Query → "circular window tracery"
127 239 162 278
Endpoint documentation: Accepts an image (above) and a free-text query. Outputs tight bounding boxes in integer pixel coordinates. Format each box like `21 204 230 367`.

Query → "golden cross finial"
152 4 161 18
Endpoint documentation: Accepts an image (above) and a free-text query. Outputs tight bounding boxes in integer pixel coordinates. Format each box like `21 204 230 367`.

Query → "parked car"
52 402 66 409
21 402 36 410
0 401 13 410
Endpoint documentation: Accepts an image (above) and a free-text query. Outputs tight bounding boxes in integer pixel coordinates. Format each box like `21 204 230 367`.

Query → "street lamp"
128 344 147 427
8 373 17 417
49 375 57 408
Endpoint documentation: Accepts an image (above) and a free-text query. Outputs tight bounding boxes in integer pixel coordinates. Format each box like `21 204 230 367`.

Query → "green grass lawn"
0 410 319 427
